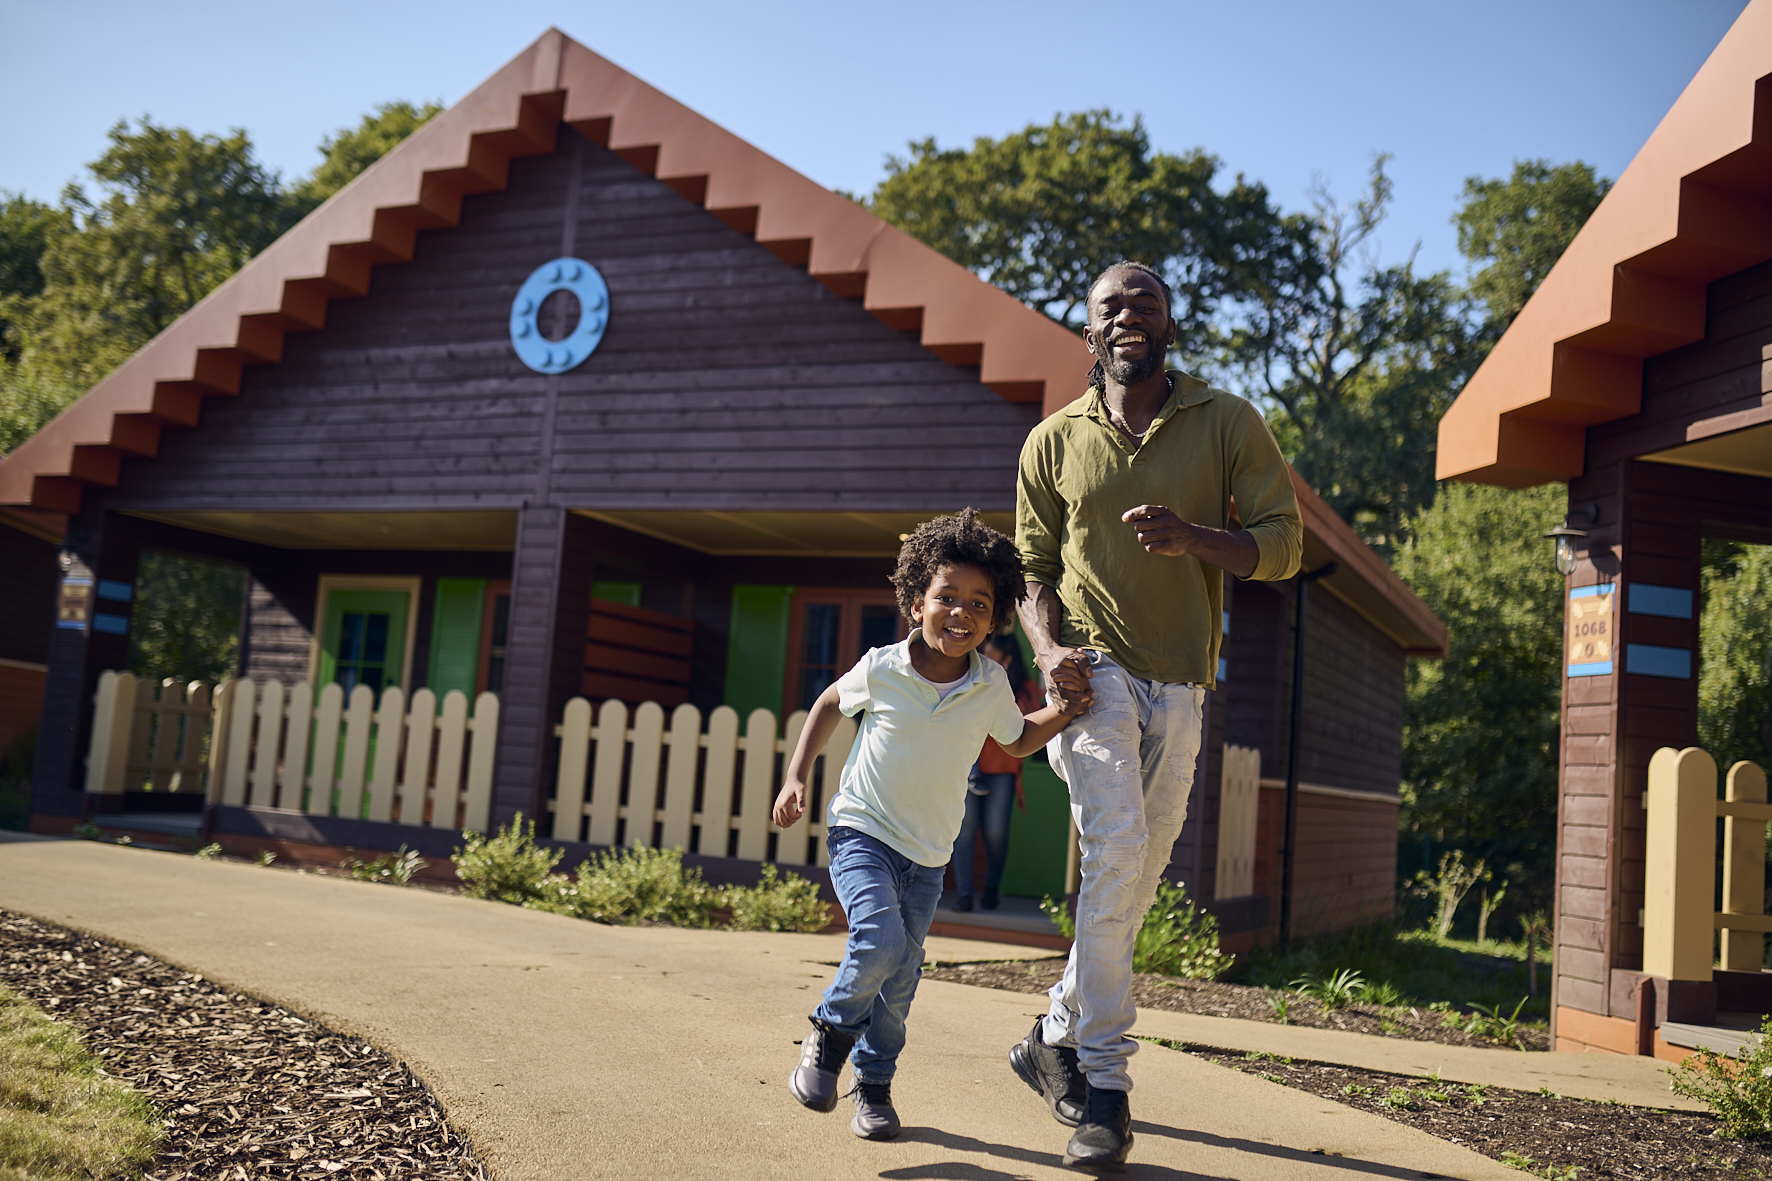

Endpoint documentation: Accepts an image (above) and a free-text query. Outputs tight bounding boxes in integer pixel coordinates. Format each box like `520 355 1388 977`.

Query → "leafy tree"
0 193 67 363
867 110 1288 358
1392 481 1567 879
1456 160 1612 327
1223 157 1485 549
126 550 247 686
287 100 442 216
1699 540 1772 774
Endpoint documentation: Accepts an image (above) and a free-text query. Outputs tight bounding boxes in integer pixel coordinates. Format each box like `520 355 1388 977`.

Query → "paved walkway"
0 833 1652 1180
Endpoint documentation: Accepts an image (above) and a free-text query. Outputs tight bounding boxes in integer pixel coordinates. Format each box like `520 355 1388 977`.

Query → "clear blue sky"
0 0 1750 278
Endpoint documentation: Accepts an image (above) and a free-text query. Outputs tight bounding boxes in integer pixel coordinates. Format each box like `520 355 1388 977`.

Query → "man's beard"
1102 345 1167 386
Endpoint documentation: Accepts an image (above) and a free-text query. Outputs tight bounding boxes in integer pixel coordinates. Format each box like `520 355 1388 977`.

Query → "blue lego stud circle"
510 258 609 373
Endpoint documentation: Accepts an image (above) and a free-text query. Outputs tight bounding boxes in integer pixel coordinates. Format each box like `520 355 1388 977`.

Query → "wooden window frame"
475 579 513 695
307 575 421 692
783 587 905 717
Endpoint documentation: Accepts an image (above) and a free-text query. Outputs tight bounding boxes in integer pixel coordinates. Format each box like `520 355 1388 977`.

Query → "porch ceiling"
572 509 1015 558
125 510 518 550
1641 418 1772 480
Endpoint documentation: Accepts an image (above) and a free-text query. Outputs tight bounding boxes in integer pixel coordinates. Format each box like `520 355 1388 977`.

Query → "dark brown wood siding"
0 523 57 667
1556 257 1772 1027
95 126 1039 519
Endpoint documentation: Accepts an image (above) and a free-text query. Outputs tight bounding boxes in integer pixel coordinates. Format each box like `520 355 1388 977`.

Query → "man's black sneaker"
788 1017 855 1113
1063 1085 1132 1172
848 1079 901 1140
1008 1017 1084 1127
952 895 974 913
981 888 1000 910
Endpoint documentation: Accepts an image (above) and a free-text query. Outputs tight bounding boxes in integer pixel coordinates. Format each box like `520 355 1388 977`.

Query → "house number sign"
1566 584 1614 677
510 258 609 374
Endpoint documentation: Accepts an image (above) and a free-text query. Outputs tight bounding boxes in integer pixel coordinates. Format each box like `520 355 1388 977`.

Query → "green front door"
319 589 411 696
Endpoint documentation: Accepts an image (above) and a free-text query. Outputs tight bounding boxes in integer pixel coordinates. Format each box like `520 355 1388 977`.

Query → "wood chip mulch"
0 908 487 1180
922 956 1552 1050
1180 1046 1772 1180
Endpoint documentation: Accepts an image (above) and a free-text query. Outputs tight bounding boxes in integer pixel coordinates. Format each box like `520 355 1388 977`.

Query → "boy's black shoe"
848 1079 901 1140
952 895 974 913
788 1017 856 1113
982 888 1000 910
1008 1017 1084 1127
1063 1085 1132 1172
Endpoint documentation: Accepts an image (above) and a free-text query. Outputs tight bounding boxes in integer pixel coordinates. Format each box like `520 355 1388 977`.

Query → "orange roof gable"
0 29 1090 517
1437 0 1772 486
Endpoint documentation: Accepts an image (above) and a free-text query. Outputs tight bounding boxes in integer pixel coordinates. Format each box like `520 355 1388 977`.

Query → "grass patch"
1230 921 1549 1022
0 985 162 1179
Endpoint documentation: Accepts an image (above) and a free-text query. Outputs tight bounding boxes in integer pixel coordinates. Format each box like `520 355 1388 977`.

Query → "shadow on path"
1143 1123 1455 1179
887 1126 1236 1180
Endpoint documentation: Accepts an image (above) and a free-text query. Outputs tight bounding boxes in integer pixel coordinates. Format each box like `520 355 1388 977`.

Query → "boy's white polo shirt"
827 638 1027 867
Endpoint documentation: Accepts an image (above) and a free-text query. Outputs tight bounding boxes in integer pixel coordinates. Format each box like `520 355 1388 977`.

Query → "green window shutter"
428 578 487 701
724 585 794 718
592 581 642 608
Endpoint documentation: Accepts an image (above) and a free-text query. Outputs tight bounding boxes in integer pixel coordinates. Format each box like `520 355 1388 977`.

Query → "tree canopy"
0 100 437 456
1455 159 1611 328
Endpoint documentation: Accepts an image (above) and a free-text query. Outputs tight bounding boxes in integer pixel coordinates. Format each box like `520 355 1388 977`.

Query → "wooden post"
1643 746 1718 981
1722 760 1771 970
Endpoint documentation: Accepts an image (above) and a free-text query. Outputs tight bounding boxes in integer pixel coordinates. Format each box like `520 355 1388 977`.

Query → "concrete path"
1 833 1531 1180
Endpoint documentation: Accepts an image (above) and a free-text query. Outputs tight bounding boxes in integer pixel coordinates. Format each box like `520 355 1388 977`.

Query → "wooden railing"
1644 746 1770 981
550 699 852 868
1215 744 1261 900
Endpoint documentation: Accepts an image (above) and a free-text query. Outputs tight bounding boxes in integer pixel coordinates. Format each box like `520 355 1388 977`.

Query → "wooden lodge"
1437 1 1772 1055
0 30 1443 948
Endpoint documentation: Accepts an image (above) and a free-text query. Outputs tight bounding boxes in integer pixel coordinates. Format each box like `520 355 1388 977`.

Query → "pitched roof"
1437 0 1772 486
0 29 1089 518
0 29 1442 653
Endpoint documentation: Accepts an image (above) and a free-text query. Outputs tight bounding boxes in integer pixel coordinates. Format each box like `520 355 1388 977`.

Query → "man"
1010 261 1302 1169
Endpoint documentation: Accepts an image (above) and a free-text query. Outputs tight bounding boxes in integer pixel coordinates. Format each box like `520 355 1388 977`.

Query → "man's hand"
1121 505 1260 578
1037 648 1093 715
773 779 808 829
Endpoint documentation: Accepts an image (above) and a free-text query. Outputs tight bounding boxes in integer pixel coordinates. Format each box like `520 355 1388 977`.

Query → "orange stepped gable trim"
1437 0 1772 487
0 29 1089 517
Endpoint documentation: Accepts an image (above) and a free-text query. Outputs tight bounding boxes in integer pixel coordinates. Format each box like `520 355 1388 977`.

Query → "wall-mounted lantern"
1544 503 1601 576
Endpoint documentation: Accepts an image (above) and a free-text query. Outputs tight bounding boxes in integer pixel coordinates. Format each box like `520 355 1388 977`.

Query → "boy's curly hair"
891 509 1027 631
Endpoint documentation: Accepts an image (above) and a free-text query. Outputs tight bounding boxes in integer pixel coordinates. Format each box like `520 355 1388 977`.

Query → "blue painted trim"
1628 582 1693 619
1217 656 1228 683
509 258 610 374
55 619 87 630
1569 584 1616 600
1626 644 1691 679
92 613 130 636
96 579 134 602
1568 661 1613 677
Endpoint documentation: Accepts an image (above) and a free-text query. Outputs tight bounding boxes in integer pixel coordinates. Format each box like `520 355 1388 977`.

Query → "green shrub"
543 846 719 927
345 844 426 885
1670 1013 1772 1137
451 814 563 904
1044 881 1230 979
724 864 832 933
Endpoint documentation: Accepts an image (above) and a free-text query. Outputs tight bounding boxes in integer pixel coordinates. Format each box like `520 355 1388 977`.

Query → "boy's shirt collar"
881 637 988 698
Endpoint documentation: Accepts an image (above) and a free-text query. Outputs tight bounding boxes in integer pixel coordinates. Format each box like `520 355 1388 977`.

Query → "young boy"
773 510 1090 1141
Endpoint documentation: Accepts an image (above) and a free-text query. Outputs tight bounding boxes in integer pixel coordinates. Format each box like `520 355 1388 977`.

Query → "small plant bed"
1169 1044 1770 1180
921 958 1550 1050
0 908 487 1180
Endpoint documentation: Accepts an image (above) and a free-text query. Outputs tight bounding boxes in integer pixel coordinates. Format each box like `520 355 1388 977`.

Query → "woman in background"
952 633 1042 912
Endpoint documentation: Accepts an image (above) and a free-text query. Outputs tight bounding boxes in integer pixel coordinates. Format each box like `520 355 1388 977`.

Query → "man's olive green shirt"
1016 373 1302 687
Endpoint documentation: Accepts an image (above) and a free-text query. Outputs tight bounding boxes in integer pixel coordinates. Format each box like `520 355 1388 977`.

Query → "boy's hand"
1048 653 1094 716
773 779 808 829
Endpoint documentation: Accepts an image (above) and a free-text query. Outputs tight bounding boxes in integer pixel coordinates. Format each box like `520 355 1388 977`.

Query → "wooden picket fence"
85 673 215 796
550 700 853 868
85 672 500 832
1644 747 1770 983
1214 743 1261 900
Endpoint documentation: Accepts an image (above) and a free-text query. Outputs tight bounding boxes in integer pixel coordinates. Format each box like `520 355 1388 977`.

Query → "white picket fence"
85 672 499 831
1214 743 1262 900
550 700 852 868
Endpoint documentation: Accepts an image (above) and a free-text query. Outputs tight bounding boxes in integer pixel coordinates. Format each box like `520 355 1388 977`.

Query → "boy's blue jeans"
814 826 946 1084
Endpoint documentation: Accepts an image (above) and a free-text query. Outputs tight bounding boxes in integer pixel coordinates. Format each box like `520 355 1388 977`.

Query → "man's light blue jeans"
1042 657 1204 1092
814 826 947 1084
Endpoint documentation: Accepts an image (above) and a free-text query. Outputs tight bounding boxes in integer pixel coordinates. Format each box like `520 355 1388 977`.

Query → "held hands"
1041 651 1095 717
772 779 808 829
